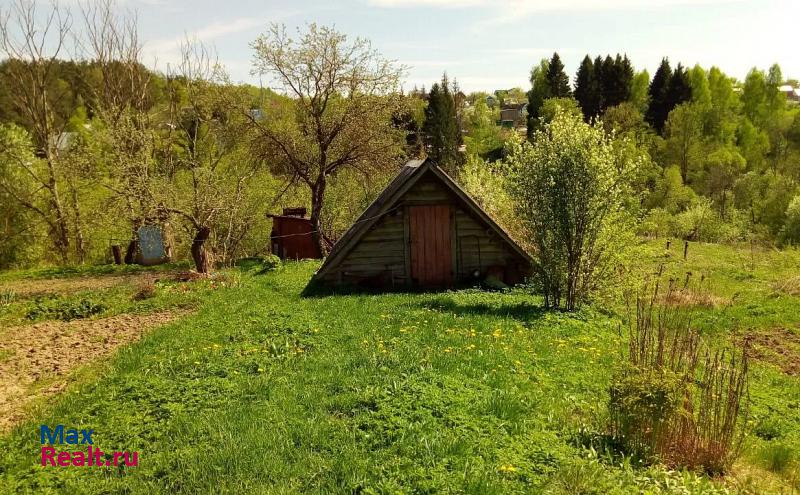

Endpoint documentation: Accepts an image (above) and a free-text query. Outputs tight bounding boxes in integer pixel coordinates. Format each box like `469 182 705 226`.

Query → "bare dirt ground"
0 310 188 432
744 326 800 377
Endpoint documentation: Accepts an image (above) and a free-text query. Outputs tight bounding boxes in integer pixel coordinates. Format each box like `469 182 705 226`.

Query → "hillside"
0 240 798 493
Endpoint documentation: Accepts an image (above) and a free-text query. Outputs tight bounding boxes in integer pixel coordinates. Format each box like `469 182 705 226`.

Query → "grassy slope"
0 241 798 494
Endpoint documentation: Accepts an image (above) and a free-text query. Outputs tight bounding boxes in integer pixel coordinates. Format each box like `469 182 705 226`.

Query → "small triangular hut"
312 159 533 288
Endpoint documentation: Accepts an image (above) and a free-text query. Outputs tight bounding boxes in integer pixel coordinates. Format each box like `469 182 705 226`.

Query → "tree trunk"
191 226 212 274
309 179 328 257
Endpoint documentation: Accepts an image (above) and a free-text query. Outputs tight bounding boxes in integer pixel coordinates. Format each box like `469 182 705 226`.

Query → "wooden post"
111 245 122 265
666 240 671 250
683 241 689 260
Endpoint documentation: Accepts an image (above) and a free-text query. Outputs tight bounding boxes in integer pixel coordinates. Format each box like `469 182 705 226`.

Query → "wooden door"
409 205 452 287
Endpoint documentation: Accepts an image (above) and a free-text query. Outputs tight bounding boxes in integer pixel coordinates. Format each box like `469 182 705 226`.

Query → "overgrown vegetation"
25 296 107 321
610 277 749 474
0 242 798 493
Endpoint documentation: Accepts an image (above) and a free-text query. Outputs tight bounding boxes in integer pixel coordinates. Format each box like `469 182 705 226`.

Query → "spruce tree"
574 55 601 120
646 58 673 133
422 74 460 170
546 52 571 97
665 63 692 115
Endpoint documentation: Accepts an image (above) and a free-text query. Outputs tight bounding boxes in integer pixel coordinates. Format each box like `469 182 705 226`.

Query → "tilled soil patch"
742 327 800 377
0 310 189 432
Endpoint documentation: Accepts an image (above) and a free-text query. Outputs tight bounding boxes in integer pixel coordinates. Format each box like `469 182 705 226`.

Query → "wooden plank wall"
318 209 407 285
318 172 524 286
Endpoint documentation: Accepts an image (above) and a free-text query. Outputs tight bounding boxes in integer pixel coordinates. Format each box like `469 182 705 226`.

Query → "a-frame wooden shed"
312 159 533 289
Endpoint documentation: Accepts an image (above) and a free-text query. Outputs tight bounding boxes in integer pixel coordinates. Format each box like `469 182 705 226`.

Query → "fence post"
683 241 689 260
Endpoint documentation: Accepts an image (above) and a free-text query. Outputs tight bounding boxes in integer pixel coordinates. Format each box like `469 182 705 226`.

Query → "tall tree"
0 0 75 262
600 54 634 110
526 58 550 138
507 111 636 310
422 73 461 173
630 70 650 114
664 63 692 117
249 23 407 256
546 52 571 98
574 55 601 120
646 58 673 134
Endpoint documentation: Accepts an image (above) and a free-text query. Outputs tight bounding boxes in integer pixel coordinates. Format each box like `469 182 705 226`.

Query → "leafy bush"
609 278 750 474
779 194 800 246
506 111 639 310
609 366 684 461
26 296 106 321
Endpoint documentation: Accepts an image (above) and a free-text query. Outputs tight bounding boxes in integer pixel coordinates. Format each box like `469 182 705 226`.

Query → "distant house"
779 85 800 103
311 158 533 289
499 103 527 128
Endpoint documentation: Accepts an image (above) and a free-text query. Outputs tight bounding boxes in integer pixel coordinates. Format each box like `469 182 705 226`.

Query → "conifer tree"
574 55 601 120
646 58 673 133
422 73 461 171
546 52 572 97
665 63 692 115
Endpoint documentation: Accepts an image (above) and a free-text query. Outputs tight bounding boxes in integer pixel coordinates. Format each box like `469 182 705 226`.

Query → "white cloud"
145 17 264 54
367 0 484 6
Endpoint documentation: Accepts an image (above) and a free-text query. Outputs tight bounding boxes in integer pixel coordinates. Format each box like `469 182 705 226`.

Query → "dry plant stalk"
616 269 750 474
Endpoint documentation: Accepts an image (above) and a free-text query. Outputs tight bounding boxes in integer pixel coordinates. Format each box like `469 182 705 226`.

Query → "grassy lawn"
0 241 798 493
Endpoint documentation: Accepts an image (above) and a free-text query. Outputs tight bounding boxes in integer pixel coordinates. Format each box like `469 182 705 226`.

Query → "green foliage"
507 111 638 309
527 58 551 138
609 365 684 461
25 296 106 321
647 58 674 133
759 443 795 474
546 52 572 98
423 73 462 174
463 97 504 159
780 194 800 245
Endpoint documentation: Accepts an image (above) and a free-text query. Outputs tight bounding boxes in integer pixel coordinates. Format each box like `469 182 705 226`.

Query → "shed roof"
312 158 533 281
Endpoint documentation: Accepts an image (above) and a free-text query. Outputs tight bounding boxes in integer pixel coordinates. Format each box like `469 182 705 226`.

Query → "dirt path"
0 310 188 432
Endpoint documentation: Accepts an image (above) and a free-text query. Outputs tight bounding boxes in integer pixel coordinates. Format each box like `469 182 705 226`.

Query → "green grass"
0 241 798 494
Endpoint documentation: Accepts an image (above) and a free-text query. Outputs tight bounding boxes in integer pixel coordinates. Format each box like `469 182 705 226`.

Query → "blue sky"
127 0 798 92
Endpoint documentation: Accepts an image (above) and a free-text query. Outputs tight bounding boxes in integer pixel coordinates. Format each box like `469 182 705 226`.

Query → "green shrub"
753 416 784 440
609 366 684 461
26 296 106 321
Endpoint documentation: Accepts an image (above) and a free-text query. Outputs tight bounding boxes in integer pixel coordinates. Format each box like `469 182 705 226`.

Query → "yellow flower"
193 361 201 365
492 329 502 338
498 464 517 473
257 367 264 372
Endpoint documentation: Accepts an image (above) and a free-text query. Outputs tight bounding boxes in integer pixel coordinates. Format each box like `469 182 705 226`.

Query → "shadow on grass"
418 295 548 322
300 279 469 298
